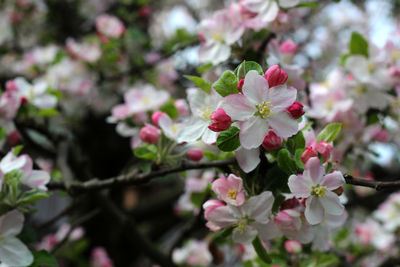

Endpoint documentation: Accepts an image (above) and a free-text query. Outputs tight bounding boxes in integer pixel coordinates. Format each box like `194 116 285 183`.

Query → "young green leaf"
30 250 59 267
184 75 212 93
134 144 158 160
349 32 369 58
216 126 240 152
277 149 297 175
213 70 239 97
316 123 342 143
234 61 263 79
286 131 305 154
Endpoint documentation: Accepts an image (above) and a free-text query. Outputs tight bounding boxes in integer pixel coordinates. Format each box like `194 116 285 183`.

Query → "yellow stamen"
256 101 274 119
226 189 238 200
311 184 327 197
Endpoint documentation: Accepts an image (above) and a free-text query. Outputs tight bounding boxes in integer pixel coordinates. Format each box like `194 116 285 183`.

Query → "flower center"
355 86 365 95
311 184 327 197
226 189 238 200
393 50 399 61
237 221 247 232
200 106 213 119
141 96 151 105
256 101 274 119
212 33 224 42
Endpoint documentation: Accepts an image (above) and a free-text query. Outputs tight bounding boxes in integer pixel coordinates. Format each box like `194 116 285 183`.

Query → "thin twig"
344 174 400 191
48 159 236 194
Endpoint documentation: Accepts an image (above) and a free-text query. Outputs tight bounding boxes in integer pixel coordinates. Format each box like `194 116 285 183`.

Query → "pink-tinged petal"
321 171 345 190
227 174 243 190
304 197 324 225
203 200 225 219
0 152 27 174
295 222 314 244
221 94 255 121
256 221 283 241
0 210 24 237
242 70 269 105
288 174 312 197
0 236 33 266
319 191 344 216
268 111 298 138
111 104 130 119
232 226 258 244
239 117 269 149
243 191 274 223
303 157 324 185
22 170 50 191
211 177 230 196
267 85 297 110
20 155 33 175
235 147 260 173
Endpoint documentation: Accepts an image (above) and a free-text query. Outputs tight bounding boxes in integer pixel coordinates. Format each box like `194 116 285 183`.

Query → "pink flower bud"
203 200 225 220
139 6 151 17
372 129 389 143
208 109 232 132
151 111 166 127
301 147 317 164
198 31 206 43
237 79 244 93
174 99 189 117
284 240 302 254
287 102 305 119
139 125 160 144
262 131 282 151
315 141 333 162
7 131 20 145
279 39 297 54
389 65 400 78
264 65 288 87
187 149 203 162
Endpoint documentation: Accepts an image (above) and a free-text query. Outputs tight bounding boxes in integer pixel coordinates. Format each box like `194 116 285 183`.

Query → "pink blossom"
186 149 203 162
96 14 125 39
174 99 189 117
208 109 232 132
139 125 160 144
262 131 282 151
315 141 333 161
264 65 288 87
300 147 317 164
0 92 20 120
288 157 345 225
222 70 299 149
91 247 114 267
66 38 101 63
211 174 245 206
279 39 297 54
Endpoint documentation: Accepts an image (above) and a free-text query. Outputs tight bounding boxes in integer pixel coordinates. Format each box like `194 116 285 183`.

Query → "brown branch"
344 174 400 191
48 159 236 194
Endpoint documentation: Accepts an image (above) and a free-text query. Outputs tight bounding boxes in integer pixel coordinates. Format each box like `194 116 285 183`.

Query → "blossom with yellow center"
256 101 274 119
226 189 238 200
311 184 327 197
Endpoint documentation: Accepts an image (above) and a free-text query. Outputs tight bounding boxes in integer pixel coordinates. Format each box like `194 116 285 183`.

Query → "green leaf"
18 189 50 205
30 250 58 267
213 70 239 97
277 149 297 175
295 148 305 169
234 61 263 79
216 126 240 152
38 109 59 117
160 100 179 119
339 53 349 66
134 143 158 160
286 131 305 154
190 191 207 208
13 145 24 156
0 127 6 140
252 236 272 264
184 75 212 93
316 123 342 143
349 32 369 58
297 2 318 8
197 63 213 74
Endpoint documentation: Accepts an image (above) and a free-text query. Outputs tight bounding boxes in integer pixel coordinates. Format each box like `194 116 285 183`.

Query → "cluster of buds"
301 141 333 164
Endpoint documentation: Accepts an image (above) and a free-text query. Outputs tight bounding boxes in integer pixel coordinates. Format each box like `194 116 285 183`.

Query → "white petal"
0 153 26 174
268 85 297 110
305 197 324 225
0 237 33 266
268 111 298 139
176 118 207 144
303 157 324 185
235 147 260 173
320 191 344 216
242 70 269 105
243 191 274 223
202 128 218 144
321 171 345 190
232 226 257 244
0 210 24 237
32 95 58 109
239 117 269 149
279 0 300 8
256 221 283 241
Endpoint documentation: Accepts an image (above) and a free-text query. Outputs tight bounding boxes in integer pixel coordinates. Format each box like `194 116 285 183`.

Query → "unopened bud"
187 149 203 162
208 109 231 132
262 131 282 151
264 65 288 87
301 147 317 164
139 125 160 144
287 102 305 119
